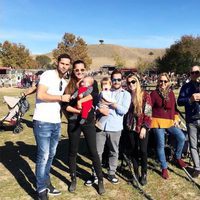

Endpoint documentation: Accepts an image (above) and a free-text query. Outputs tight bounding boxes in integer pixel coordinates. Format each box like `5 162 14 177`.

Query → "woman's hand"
139 127 147 139
174 120 181 128
77 100 82 109
61 94 71 102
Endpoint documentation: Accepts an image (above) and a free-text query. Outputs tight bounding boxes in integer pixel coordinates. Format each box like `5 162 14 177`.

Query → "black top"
63 79 99 123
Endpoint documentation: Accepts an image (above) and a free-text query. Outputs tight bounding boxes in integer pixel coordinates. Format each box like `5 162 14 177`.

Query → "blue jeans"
33 120 61 193
153 126 185 169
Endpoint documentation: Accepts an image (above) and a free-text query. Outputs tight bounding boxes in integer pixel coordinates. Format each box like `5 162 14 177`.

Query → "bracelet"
60 95 62 101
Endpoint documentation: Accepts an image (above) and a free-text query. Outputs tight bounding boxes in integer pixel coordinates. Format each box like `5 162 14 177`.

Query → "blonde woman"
124 74 152 185
150 72 187 179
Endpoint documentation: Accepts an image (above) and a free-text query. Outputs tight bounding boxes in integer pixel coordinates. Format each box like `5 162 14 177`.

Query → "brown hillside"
88 44 165 69
42 44 165 70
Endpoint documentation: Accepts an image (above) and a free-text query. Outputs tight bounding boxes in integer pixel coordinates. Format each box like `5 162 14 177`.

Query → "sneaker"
47 183 61 196
176 159 188 168
192 170 200 178
38 189 48 200
162 168 169 179
85 176 98 186
107 174 119 184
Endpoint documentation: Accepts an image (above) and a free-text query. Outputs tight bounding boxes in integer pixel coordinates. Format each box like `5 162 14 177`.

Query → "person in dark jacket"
177 65 200 178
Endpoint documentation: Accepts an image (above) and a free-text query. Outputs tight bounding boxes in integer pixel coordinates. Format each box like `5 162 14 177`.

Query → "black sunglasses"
59 81 63 91
112 78 122 82
127 80 136 85
190 71 200 75
159 80 168 83
74 68 85 73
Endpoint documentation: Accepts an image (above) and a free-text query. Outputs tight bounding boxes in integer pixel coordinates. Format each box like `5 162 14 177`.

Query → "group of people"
31 53 200 200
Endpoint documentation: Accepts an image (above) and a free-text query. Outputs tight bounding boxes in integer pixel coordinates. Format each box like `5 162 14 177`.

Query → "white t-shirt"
33 70 68 123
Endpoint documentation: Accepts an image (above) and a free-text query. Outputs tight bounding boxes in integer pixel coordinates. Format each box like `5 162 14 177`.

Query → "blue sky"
0 0 199 54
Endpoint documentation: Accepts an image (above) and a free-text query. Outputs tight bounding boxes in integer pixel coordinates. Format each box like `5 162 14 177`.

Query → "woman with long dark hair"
64 60 105 195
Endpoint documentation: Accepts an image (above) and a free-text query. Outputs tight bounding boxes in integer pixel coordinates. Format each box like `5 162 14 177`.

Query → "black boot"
134 168 139 181
69 174 77 192
38 189 48 200
98 180 105 195
140 172 147 186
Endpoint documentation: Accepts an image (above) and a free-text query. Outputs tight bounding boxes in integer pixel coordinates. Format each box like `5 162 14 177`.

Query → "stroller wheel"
13 127 21 134
19 124 24 130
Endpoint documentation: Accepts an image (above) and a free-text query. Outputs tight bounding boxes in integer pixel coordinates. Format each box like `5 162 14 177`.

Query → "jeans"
33 120 61 193
153 126 185 169
187 122 200 170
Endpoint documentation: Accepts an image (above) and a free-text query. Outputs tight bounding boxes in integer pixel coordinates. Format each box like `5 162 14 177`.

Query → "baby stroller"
0 95 29 134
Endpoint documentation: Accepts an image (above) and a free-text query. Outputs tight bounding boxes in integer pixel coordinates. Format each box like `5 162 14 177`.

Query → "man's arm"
24 85 37 96
110 91 131 115
37 84 70 102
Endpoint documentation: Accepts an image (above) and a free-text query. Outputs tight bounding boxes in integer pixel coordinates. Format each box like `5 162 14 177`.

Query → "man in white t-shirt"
33 54 71 200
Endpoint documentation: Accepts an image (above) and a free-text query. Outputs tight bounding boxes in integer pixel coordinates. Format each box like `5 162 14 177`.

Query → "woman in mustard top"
150 73 187 179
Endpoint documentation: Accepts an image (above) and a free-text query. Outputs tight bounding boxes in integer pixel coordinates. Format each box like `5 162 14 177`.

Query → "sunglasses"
127 80 136 85
74 68 85 73
59 81 63 91
159 80 168 83
190 71 200 75
112 78 122 82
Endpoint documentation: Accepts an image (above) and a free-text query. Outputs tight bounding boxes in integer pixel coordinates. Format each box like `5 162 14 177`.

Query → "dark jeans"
68 113 103 180
128 131 149 174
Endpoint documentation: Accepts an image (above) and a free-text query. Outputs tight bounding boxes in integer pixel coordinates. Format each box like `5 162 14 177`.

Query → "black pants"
128 130 149 174
68 113 103 180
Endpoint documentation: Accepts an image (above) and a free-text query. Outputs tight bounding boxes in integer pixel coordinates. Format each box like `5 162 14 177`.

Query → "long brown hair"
65 60 86 94
127 74 144 115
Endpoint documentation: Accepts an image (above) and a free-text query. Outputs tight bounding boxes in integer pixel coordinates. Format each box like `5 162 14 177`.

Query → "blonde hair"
127 74 143 115
157 72 171 89
100 77 111 89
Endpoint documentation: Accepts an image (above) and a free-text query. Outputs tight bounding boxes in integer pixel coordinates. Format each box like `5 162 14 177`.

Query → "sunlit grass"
0 87 200 200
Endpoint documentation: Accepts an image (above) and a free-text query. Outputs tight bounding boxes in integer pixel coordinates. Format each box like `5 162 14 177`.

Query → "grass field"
0 87 200 200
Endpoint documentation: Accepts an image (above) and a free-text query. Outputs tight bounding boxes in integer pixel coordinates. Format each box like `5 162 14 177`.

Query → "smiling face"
73 63 86 80
111 73 122 90
158 75 170 90
127 77 137 91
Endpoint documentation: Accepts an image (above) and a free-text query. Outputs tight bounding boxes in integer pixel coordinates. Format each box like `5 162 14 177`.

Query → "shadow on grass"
0 141 36 199
0 137 97 198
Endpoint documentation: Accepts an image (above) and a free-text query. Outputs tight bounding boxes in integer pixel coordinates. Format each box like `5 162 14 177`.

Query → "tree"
136 57 155 74
0 40 37 69
156 35 200 73
99 40 104 45
52 33 92 69
113 53 126 68
35 55 51 68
